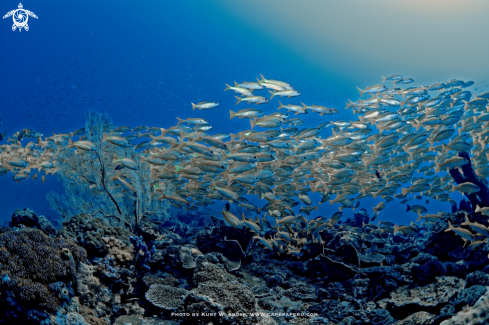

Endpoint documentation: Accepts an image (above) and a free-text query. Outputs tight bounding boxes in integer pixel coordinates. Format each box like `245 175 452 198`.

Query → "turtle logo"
3 3 37 32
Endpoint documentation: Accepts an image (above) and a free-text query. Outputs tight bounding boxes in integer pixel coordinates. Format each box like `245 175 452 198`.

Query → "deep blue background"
0 0 458 226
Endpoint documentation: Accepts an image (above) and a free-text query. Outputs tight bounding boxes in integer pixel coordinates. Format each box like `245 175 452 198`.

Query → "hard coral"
182 259 259 325
0 228 86 315
59 214 133 256
101 237 134 265
142 273 179 287
145 284 188 310
130 235 155 271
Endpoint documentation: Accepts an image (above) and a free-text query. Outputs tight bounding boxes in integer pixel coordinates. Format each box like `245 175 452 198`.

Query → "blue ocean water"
0 0 480 226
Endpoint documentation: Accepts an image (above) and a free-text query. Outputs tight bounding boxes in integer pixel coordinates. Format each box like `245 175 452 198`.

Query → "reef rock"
9 208 57 235
393 311 437 325
384 276 465 320
441 287 489 325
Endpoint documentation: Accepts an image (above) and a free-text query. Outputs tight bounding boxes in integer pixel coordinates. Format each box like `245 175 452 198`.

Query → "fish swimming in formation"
3 74 489 258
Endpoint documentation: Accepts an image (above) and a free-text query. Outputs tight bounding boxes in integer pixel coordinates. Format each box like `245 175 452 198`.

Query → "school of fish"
3 73 489 256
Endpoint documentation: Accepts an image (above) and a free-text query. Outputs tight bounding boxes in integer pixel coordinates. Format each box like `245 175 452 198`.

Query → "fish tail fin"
176 117 183 125
357 87 364 97
428 137 435 147
301 102 307 108
382 76 386 82
406 204 411 212
366 117 376 125
434 161 441 174
229 110 236 120
393 224 399 234
442 143 448 152
444 220 453 232
102 133 108 142
234 81 239 86
260 73 266 82
278 100 283 110
415 213 422 222
68 139 74 148
476 205 481 213
36 136 43 147
413 120 421 131
224 83 231 91
230 133 237 141
250 119 256 129
461 214 470 225
235 96 242 105
177 136 185 146
451 184 456 192
191 102 196 110
269 90 275 100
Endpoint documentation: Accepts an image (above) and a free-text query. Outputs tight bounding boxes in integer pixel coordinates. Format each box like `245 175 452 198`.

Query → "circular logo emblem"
14 9 28 28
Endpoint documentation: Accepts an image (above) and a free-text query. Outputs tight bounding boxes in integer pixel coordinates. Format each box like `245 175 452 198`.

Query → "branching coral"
130 235 155 271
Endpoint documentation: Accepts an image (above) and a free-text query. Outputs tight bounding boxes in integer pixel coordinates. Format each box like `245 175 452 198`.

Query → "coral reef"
9 208 57 236
0 228 86 323
145 284 188 310
0 206 488 324
59 214 133 256
440 287 489 325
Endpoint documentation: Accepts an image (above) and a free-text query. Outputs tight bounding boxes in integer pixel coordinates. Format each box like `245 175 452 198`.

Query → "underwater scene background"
2 0 489 324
